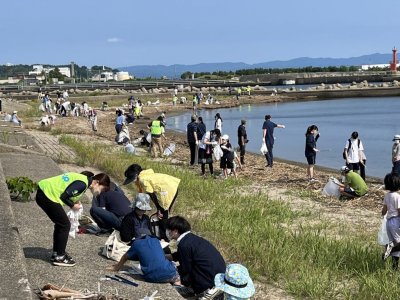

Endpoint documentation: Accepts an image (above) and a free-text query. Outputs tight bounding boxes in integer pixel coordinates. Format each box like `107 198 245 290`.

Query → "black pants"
201 163 213 175
189 142 197 165
359 160 366 180
36 188 70 256
239 144 246 164
264 142 274 166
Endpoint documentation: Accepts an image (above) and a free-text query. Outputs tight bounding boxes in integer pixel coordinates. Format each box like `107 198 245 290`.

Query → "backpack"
342 139 361 160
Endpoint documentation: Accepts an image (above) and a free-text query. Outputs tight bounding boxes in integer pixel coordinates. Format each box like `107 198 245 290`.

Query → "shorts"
387 216 400 244
346 162 360 171
220 159 234 169
306 154 316 165
344 187 358 197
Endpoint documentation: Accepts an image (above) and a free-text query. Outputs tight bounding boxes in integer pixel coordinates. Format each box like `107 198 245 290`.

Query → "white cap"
221 134 229 140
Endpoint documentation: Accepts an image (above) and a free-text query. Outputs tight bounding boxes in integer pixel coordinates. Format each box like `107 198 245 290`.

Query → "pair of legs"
384 217 400 261
264 142 274 167
90 198 122 231
239 144 246 164
306 154 316 180
339 186 358 199
151 136 163 158
115 124 122 134
188 142 197 165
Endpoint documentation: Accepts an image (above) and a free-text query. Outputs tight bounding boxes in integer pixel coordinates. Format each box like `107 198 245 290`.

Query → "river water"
168 96 400 178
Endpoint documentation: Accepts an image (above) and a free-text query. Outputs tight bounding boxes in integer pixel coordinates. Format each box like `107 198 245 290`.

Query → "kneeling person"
338 166 368 199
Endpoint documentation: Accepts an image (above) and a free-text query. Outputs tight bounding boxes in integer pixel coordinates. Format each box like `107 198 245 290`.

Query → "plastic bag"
322 178 340 199
377 215 389 246
146 133 152 143
125 143 136 154
213 145 223 161
260 142 268 155
39 103 45 112
163 143 176 156
67 205 83 238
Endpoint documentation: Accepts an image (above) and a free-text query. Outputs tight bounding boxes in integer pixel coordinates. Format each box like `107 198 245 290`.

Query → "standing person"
172 95 178 106
262 114 285 168
343 131 364 176
199 129 221 178
166 216 226 298
187 115 198 166
115 109 125 134
236 87 242 101
88 107 97 132
36 171 93 266
122 164 180 240
392 135 400 175
337 166 368 199
148 116 165 158
197 116 206 141
381 173 400 266
220 135 237 179
237 119 248 165
305 125 320 182
214 113 223 133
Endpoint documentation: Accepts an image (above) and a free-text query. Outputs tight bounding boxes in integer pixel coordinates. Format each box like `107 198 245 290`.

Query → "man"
187 115 198 165
36 171 93 266
338 166 368 199
237 119 248 165
166 216 226 298
392 135 400 175
148 116 165 158
123 164 180 240
343 131 364 175
262 114 285 168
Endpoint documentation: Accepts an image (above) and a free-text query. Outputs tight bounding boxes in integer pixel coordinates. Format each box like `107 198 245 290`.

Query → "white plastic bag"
125 143 136 154
377 215 389 246
146 133 152 143
39 103 45 112
322 178 341 199
67 205 83 238
213 145 223 161
163 143 176 156
260 142 268 155
101 230 130 261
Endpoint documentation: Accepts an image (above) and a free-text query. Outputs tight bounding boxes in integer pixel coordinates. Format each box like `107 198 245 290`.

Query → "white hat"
221 134 229 140
393 135 400 141
13 111 17 114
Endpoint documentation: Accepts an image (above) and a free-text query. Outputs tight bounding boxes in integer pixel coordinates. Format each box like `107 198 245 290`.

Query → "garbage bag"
213 145 223 161
322 178 340 199
67 205 83 238
378 215 389 246
260 142 268 155
163 143 176 156
125 143 136 154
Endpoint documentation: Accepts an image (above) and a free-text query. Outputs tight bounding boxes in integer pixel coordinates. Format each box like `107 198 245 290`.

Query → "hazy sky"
1 0 399 68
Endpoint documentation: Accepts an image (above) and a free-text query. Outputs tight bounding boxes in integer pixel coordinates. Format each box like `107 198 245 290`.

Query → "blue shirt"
116 115 125 125
127 236 177 282
187 121 198 143
262 120 277 145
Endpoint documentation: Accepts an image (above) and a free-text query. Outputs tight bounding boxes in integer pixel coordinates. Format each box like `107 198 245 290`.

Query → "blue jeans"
90 206 122 231
264 142 274 166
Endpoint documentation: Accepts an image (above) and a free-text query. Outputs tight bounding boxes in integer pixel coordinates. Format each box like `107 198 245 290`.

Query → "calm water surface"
168 97 400 178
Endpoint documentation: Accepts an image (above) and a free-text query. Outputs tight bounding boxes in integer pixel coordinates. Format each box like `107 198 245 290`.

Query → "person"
148 116 165 158
237 119 248 165
36 171 93 266
246 85 251 96
88 107 97 132
214 264 255 300
60 100 71 117
381 173 400 266
392 135 400 175
128 96 135 114
236 87 242 101
11 111 22 126
343 132 365 177
120 193 153 243
337 166 368 199
139 129 151 147
187 115 198 166
115 124 130 145
172 95 178 106
305 125 320 182
89 173 131 232
106 235 180 284
199 129 221 178
262 114 285 168
166 216 226 297
197 116 206 141
62 90 69 101
115 109 125 134
122 164 180 240
214 113 223 133
220 135 237 179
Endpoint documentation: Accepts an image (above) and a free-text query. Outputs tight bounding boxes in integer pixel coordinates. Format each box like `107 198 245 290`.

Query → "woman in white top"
214 113 222 133
198 129 221 178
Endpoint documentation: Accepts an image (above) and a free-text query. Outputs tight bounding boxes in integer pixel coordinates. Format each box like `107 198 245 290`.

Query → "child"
382 173 400 267
220 135 237 179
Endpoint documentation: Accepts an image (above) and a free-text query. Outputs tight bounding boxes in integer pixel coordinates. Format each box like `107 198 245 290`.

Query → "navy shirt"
262 120 277 145
305 133 319 156
237 124 247 146
197 123 206 140
98 190 131 218
120 211 152 243
187 121 198 143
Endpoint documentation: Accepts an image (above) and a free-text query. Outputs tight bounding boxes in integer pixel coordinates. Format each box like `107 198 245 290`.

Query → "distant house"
360 64 390 70
29 65 71 78
91 71 133 82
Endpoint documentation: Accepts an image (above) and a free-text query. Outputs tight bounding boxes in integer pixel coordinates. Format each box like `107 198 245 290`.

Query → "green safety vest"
38 173 89 205
151 120 162 135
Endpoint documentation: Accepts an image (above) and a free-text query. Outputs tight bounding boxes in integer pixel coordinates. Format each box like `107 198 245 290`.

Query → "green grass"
60 135 397 299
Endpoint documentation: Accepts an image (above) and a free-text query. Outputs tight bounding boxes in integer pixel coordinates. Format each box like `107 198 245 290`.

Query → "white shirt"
384 192 400 219
344 138 364 163
215 119 222 132
177 231 191 245
200 131 211 150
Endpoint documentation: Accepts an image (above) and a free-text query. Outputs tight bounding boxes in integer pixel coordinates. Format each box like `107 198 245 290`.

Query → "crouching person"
338 166 368 199
106 235 180 284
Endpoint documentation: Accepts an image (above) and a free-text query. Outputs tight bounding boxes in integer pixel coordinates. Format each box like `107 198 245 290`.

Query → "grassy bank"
60 135 398 299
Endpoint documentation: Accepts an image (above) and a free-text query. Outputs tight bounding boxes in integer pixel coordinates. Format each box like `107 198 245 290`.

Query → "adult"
107 235 179 284
187 115 198 166
11 111 22 126
305 125 320 182
262 114 285 168
196 116 206 141
166 216 226 297
115 109 125 134
343 131 365 178
89 173 131 232
148 116 165 158
120 193 152 243
115 124 130 145
60 100 70 117
392 135 400 175
338 166 368 199
199 129 221 178
36 171 93 266
214 113 223 133
139 129 151 147
62 90 69 101
237 119 248 165
122 164 180 240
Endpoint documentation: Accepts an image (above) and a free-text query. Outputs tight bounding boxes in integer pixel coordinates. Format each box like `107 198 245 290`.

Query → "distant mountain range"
119 53 393 78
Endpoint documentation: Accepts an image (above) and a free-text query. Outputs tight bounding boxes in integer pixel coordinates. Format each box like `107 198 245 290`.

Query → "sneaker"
52 253 76 267
384 242 395 261
199 287 223 300
309 178 319 182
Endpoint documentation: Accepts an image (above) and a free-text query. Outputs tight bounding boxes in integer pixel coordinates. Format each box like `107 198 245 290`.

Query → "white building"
29 65 71 77
92 71 132 82
361 64 390 70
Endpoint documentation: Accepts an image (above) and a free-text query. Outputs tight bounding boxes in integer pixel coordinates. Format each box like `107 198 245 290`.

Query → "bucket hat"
221 134 229 141
340 166 350 173
393 135 400 141
133 193 151 210
214 264 255 299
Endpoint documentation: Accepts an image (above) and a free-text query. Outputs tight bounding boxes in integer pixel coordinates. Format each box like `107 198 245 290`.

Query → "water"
168 96 400 178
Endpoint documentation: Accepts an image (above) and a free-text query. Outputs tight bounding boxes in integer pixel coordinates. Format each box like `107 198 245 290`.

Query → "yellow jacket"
135 169 180 210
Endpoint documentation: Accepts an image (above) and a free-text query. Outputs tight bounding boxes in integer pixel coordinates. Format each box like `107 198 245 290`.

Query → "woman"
305 125 320 182
115 109 125 134
214 113 222 133
89 173 131 233
196 117 206 141
199 129 221 178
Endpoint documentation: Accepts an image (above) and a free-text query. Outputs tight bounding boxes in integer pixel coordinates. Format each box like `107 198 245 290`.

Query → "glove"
281 125 286 128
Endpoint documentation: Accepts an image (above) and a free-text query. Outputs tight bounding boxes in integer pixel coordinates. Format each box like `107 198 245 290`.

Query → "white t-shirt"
344 138 364 163
384 192 400 219
215 119 222 132
200 131 211 150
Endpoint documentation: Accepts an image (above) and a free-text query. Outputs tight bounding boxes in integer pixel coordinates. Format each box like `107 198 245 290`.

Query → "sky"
1 0 399 68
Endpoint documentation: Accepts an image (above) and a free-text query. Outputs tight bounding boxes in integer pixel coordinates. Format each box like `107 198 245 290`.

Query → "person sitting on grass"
337 166 368 199
381 173 400 268
106 235 180 284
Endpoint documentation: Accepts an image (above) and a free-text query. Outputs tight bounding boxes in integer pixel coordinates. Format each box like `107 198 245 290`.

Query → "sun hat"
393 135 400 141
221 134 229 140
123 164 143 185
133 193 152 210
214 264 255 300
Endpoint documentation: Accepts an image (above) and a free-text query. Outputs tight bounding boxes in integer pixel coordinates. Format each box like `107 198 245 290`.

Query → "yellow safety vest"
151 120 162 135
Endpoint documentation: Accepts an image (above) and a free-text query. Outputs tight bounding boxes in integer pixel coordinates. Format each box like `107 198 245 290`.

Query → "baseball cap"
123 164 143 185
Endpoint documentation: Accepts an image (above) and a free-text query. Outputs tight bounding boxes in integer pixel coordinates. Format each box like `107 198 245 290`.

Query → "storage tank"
116 71 130 81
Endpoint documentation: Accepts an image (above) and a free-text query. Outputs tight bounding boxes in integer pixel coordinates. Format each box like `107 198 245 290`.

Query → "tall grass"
61 136 397 299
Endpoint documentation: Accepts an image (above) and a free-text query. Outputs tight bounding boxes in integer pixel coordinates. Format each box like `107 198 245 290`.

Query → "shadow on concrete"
23 246 52 263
